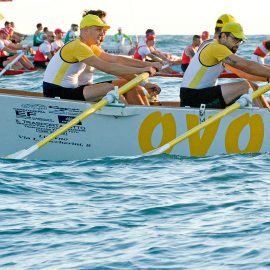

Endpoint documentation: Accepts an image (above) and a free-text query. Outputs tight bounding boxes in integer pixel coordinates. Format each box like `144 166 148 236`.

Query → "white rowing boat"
103 44 135 55
1 88 270 160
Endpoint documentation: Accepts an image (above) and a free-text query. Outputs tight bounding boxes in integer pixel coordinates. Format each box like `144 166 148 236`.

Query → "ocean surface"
1 35 270 269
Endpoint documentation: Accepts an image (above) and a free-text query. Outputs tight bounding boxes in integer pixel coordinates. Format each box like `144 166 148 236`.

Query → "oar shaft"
0 52 24 76
168 103 240 148
37 99 108 148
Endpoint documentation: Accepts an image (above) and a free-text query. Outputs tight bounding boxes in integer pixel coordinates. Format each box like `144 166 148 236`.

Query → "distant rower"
251 40 270 65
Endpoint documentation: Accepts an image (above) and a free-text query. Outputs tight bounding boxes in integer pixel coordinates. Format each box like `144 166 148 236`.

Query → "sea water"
0 35 270 269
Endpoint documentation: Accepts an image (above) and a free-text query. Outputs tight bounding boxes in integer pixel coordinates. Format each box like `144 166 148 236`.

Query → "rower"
180 22 270 109
9 22 27 43
201 31 210 41
181 35 202 72
78 10 161 103
51 28 64 53
214 14 236 39
64 24 78 44
0 28 34 70
43 15 162 105
133 34 160 61
251 40 270 65
113 27 133 53
78 9 107 86
33 23 44 46
33 31 55 69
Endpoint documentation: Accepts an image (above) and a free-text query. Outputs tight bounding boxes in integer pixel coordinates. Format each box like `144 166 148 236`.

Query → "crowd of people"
0 21 34 70
1 12 270 109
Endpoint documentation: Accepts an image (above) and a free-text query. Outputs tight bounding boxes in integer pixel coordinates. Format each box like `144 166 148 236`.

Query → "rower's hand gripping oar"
144 82 270 156
0 51 24 77
5 72 150 160
141 63 170 97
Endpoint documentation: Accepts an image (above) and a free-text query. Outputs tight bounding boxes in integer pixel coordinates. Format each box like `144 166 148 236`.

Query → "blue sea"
1 35 270 269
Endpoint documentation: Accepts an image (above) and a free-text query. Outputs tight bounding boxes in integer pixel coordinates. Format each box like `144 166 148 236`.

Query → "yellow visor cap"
221 22 246 40
80 14 110 30
216 14 236 27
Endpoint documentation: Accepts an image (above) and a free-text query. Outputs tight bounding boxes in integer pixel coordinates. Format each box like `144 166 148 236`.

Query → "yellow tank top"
43 38 102 88
181 39 232 89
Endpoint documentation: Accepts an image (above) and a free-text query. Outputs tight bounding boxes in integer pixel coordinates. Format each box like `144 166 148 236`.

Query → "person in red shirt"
181 35 202 72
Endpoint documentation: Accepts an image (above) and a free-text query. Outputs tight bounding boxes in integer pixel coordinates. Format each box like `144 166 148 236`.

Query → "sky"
1 0 270 35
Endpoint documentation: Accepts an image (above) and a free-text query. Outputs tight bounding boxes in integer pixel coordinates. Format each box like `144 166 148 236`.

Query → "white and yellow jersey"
181 39 232 89
43 38 102 88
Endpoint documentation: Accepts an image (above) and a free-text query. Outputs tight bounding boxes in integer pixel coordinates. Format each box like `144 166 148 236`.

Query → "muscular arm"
147 53 163 62
3 46 17 54
99 51 162 69
124 34 132 44
45 52 54 60
149 46 170 61
223 54 270 78
225 64 268 82
185 47 195 58
83 54 154 77
5 42 23 50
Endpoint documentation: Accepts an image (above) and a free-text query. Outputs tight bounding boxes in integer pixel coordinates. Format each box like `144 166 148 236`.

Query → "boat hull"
0 68 37 76
1 90 270 160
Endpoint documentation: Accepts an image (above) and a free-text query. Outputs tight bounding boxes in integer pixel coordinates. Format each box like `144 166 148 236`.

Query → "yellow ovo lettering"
225 113 264 153
138 112 176 154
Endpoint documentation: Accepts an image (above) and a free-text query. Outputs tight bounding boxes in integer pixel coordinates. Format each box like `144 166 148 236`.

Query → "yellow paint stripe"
53 62 70 85
189 66 208 88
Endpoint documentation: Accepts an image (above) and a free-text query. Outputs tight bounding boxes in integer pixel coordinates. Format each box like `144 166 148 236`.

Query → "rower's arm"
99 51 162 69
124 34 132 44
223 54 270 78
113 34 119 43
83 54 156 77
152 50 169 61
225 64 268 82
185 47 195 58
3 46 17 54
148 53 163 62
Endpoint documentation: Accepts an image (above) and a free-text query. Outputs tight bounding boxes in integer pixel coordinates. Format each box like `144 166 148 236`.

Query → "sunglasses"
228 34 244 45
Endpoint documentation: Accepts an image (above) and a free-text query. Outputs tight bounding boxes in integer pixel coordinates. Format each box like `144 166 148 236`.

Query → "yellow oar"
6 72 149 159
145 82 270 156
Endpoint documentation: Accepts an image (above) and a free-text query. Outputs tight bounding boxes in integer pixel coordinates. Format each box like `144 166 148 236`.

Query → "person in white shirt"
0 28 34 70
133 34 156 61
33 31 55 68
51 28 64 53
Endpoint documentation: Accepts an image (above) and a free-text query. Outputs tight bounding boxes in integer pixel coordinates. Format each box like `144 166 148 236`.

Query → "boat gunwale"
0 88 265 112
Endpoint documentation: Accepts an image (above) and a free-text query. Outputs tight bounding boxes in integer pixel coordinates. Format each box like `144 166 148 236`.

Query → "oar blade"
144 143 171 156
5 145 38 160
6 149 29 160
